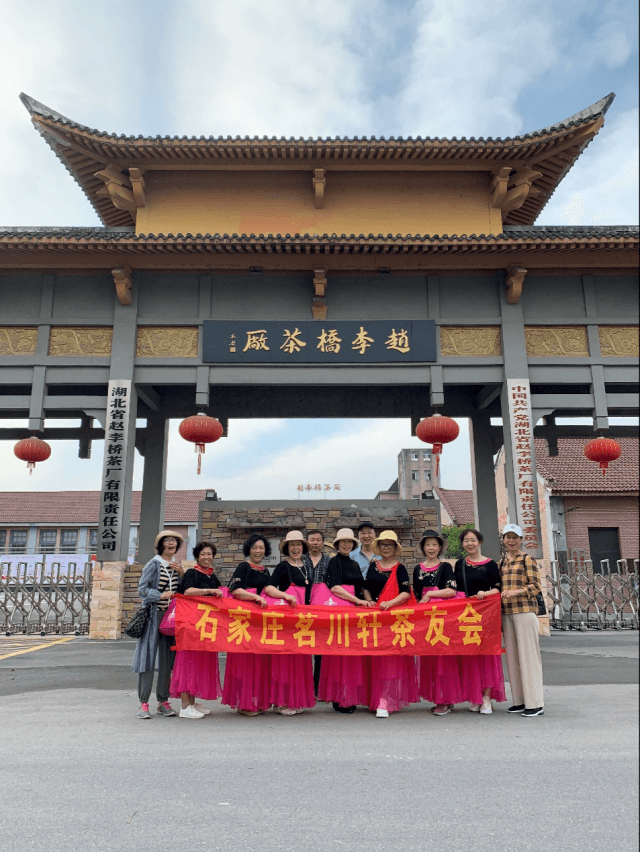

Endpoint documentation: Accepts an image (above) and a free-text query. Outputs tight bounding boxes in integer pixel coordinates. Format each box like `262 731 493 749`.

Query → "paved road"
0 632 637 852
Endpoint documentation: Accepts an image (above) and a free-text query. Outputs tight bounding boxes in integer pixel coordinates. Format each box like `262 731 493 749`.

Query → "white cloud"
397 0 559 138
538 108 639 226
165 0 374 137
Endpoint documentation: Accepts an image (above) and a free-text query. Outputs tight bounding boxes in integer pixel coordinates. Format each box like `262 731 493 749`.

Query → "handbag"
536 592 547 616
125 605 150 639
159 597 177 636
310 583 356 606
262 585 306 606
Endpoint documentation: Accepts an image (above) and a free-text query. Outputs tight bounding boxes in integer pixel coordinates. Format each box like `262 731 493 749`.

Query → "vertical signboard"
97 380 132 561
506 379 543 558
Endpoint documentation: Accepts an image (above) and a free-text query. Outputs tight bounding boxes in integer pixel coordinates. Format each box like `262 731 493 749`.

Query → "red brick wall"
562 495 639 563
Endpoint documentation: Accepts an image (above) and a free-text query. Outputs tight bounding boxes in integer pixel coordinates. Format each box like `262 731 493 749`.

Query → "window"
411 452 419 460
60 530 78 553
89 529 98 550
411 471 419 481
39 530 57 552
0 530 6 552
9 530 27 553
423 452 431 462
424 470 431 481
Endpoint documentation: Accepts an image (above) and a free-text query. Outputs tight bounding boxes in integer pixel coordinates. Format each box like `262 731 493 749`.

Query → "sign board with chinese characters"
202 320 437 363
175 594 502 656
506 378 543 558
96 380 132 561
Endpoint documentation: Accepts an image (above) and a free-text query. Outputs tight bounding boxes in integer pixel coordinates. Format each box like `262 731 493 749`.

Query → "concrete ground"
0 631 637 852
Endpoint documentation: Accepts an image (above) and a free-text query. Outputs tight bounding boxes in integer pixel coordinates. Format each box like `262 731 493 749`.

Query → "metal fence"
546 559 639 631
0 561 93 635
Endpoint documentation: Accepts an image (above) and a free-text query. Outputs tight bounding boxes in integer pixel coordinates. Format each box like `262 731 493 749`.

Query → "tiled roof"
535 438 639 493
0 228 636 260
0 490 207 525
19 92 615 228
434 487 475 525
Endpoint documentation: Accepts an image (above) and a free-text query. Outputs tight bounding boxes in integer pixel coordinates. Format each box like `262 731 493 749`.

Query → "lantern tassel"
28 462 35 475
433 443 443 478
195 442 205 475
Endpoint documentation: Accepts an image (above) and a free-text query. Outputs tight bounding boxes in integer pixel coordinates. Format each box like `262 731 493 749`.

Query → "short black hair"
193 540 217 560
460 528 484 545
306 529 325 541
357 522 375 533
242 534 272 558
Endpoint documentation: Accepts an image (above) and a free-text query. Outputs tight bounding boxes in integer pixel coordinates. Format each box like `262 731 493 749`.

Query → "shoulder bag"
125 605 151 639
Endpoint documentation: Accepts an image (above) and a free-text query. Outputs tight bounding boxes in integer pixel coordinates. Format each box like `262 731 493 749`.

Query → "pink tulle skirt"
221 652 272 712
369 655 420 712
269 654 316 709
457 654 507 704
169 650 222 700
419 655 464 705
318 655 371 707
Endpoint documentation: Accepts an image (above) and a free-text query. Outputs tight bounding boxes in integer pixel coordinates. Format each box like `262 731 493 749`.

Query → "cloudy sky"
1 0 638 498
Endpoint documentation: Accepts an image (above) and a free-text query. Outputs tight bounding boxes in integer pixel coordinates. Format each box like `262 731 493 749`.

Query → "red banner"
174 595 502 656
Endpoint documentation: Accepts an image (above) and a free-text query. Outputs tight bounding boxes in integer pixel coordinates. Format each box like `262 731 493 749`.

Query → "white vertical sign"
97 380 132 561
506 378 543 557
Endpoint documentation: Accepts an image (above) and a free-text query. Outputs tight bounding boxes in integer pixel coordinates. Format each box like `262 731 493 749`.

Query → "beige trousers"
502 612 544 709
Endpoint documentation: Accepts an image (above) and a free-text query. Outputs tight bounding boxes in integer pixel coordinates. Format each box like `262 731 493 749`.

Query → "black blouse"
228 561 273 595
412 562 457 600
326 553 366 601
271 560 313 604
364 562 411 603
454 559 501 597
180 567 222 594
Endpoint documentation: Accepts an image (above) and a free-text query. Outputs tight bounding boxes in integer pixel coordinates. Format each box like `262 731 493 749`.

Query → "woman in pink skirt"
318 528 375 714
267 530 316 715
170 540 224 719
454 528 506 714
363 530 419 718
221 534 274 716
412 529 462 716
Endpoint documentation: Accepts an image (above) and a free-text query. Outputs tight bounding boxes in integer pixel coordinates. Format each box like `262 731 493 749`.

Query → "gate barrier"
546 558 639 631
0 561 92 636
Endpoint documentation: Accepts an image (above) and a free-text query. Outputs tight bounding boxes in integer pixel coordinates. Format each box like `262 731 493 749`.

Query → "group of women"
133 523 544 720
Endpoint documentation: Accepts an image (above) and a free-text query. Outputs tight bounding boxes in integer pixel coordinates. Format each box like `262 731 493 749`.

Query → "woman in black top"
169 540 224 719
220 534 276 716
318 528 374 714
413 529 463 717
363 530 419 718
454 528 506 714
268 530 316 716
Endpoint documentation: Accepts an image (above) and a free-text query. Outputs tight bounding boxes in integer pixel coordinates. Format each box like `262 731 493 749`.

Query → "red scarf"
195 563 214 577
248 562 265 571
377 562 417 605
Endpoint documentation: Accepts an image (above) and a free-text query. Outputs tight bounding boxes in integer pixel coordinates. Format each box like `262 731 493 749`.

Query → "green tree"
442 524 474 560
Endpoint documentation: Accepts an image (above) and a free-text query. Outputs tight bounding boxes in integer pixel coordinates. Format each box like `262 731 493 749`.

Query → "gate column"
137 414 170 563
469 413 501 559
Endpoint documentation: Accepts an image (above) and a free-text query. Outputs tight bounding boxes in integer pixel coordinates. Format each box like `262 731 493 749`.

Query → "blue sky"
1 0 638 497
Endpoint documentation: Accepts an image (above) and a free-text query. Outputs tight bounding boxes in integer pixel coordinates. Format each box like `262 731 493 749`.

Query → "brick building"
0 490 206 563
495 438 638 570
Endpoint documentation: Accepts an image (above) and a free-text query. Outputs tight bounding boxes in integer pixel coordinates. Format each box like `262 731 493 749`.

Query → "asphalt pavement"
0 631 638 852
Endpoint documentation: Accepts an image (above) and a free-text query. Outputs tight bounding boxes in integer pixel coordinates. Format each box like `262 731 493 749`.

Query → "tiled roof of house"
434 487 475 525
0 490 207 525
535 438 639 493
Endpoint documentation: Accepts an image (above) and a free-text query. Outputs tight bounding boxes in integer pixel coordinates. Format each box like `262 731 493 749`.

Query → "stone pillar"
137 414 169 563
89 561 126 639
469 413 501 560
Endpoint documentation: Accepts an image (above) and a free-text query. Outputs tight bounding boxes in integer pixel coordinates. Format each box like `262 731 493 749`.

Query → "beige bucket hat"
332 528 359 551
372 529 403 557
154 529 185 551
279 530 309 554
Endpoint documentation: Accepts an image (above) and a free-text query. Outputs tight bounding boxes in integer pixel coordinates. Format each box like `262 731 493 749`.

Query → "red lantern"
416 414 460 477
178 413 223 475
584 437 621 475
14 436 52 475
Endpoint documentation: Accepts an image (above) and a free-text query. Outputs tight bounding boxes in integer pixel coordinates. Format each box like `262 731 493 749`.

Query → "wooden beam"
476 385 502 410
506 266 527 303
312 267 328 319
129 168 147 208
112 265 132 305
491 167 511 209
312 169 326 209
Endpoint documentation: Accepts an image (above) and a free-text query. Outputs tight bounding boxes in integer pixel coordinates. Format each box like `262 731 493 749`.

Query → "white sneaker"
179 705 205 719
376 708 390 718
479 697 493 715
194 703 212 716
